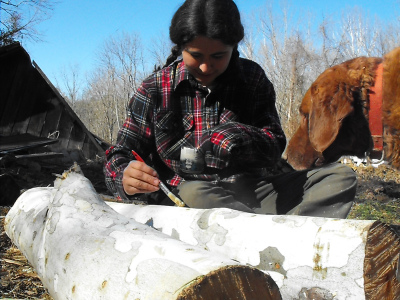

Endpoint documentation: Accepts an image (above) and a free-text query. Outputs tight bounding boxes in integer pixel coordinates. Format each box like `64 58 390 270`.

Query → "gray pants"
175 163 356 219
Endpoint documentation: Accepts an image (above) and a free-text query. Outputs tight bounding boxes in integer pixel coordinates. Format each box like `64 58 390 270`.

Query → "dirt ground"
347 160 400 226
0 156 399 299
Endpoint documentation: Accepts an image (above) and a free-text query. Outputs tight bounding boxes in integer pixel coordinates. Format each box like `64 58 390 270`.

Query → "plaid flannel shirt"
104 57 286 201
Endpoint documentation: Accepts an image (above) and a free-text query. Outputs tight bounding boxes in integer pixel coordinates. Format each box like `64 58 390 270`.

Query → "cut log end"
177 265 282 300
364 221 400 300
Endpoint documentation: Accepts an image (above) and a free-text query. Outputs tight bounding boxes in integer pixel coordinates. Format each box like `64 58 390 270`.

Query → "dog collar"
369 63 384 155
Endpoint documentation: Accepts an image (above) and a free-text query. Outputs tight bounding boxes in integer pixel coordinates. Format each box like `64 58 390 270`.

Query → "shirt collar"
173 60 192 90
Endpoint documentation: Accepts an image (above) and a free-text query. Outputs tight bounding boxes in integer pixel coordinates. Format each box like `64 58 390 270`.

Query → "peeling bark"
108 202 400 300
4 166 281 300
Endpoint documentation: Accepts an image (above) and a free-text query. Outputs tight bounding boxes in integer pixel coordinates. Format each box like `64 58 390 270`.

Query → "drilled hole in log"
364 221 400 300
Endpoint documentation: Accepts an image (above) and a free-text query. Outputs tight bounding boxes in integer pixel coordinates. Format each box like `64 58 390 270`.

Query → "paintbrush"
131 150 186 207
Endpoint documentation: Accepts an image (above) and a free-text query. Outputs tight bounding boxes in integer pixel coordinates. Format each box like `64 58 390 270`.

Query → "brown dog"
284 47 400 170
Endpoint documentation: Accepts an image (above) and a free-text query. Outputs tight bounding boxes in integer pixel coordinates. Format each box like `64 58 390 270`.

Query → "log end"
364 221 400 300
176 265 282 300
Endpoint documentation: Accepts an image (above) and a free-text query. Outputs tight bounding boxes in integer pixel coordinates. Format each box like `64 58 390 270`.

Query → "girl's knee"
176 181 216 207
178 181 207 199
335 164 357 184
322 163 357 182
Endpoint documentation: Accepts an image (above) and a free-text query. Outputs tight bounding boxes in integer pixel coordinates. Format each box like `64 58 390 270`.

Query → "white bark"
108 202 400 300
4 167 281 300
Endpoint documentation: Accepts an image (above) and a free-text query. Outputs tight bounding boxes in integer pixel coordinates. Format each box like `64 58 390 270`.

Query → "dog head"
285 58 377 170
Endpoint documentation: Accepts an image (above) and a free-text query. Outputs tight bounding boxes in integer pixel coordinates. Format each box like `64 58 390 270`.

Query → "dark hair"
163 0 244 67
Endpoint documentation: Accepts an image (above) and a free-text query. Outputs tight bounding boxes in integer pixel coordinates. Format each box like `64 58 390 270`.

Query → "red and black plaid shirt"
104 57 286 200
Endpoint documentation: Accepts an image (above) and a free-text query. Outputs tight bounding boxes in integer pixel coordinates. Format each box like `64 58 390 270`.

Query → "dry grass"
0 215 52 299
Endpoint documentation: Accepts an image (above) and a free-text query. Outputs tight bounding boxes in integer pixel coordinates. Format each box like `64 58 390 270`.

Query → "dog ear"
308 82 355 153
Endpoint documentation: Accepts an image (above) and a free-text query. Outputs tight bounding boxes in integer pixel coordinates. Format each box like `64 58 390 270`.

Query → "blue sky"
19 0 399 86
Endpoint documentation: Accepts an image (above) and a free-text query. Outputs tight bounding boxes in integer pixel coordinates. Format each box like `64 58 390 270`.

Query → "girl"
104 0 356 218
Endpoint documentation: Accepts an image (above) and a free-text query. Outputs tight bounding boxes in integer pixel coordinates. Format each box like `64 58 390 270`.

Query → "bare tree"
238 10 259 62
239 17 258 62
75 32 148 143
80 67 124 143
55 63 83 110
0 0 56 45
254 2 317 137
377 22 400 55
98 31 146 102
337 8 381 58
317 7 400 67
149 32 172 70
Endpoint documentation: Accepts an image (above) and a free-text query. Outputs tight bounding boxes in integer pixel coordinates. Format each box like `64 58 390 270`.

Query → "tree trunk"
108 202 400 300
4 166 281 300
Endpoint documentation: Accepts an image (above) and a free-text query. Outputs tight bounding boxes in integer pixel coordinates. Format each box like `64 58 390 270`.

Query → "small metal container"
180 146 205 173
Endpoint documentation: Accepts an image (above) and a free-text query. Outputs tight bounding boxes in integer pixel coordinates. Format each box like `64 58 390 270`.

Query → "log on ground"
108 202 400 300
4 166 281 300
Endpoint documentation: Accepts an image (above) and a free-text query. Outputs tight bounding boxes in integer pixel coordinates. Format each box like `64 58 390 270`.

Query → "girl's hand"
122 161 160 195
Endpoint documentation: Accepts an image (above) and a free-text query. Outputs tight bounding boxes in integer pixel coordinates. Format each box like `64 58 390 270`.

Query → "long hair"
162 0 244 68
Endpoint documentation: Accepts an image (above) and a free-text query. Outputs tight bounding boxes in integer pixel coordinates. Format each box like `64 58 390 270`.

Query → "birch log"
108 203 400 300
4 166 281 300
